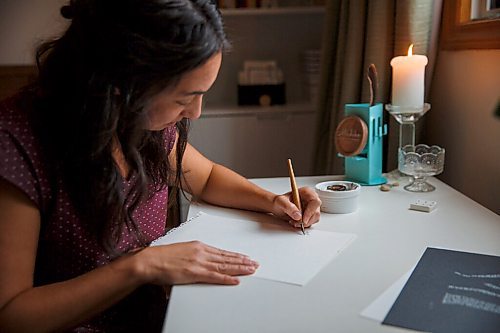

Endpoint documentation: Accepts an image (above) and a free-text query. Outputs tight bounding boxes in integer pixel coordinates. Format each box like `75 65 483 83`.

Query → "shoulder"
0 95 32 131
0 94 51 210
0 94 39 152
0 95 38 161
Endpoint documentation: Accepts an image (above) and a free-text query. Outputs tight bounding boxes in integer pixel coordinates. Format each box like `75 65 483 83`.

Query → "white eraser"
410 199 437 213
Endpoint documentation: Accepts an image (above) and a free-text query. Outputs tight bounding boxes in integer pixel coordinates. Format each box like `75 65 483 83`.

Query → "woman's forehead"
171 52 222 95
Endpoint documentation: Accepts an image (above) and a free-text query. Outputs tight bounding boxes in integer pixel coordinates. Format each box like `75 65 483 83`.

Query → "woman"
0 0 321 331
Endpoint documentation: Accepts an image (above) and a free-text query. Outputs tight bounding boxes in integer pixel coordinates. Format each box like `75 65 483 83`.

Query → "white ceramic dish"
315 181 361 214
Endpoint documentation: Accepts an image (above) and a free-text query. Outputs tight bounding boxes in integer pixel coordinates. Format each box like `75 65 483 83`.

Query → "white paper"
152 212 356 286
360 267 415 322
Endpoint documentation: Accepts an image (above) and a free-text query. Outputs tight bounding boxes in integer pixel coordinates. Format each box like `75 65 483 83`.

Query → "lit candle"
390 44 428 108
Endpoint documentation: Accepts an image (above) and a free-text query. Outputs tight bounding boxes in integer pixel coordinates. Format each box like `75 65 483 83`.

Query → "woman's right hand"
133 241 259 286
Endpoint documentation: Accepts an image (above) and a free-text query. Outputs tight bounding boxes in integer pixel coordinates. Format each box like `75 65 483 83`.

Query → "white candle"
390 44 428 108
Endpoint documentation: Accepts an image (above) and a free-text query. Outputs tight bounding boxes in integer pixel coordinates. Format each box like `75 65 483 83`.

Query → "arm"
175 139 321 227
0 179 257 333
0 179 145 332
180 142 275 213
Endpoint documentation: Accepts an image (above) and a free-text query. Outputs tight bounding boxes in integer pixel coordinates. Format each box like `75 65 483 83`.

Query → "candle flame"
408 44 414 56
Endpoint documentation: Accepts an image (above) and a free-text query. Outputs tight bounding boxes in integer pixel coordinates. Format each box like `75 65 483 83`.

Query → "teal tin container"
341 103 387 185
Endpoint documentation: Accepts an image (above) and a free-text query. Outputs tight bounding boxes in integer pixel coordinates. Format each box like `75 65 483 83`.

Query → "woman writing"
0 0 321 331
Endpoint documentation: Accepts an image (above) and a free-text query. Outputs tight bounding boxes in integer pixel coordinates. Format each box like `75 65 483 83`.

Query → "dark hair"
30 0 229 253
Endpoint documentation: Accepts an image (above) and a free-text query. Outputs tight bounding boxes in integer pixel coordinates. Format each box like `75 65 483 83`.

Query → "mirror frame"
441 0 500 49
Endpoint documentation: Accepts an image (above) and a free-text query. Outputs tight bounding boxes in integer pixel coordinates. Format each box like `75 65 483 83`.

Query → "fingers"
186 242 259 285
289 209 302 221
211 261 258 276
198 270 241 285
145 241 261 286
205 246 248 260
299 187 322 227
283 187 321 228
189 244 264 284
276 194 302 221
204 246 259 269
301 209 321 228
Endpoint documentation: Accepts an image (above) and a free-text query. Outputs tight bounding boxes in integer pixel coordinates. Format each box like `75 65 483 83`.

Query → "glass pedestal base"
404 176 436 192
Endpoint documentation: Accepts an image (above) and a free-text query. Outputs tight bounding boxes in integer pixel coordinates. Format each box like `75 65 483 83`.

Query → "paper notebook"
152 212 356 286
383 247 500 333
362 247 500 333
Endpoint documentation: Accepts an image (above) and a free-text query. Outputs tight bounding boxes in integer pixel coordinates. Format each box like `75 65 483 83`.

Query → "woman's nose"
183 95 203 120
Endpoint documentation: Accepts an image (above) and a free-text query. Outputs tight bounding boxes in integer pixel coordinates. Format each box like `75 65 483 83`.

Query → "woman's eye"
176 97 196 106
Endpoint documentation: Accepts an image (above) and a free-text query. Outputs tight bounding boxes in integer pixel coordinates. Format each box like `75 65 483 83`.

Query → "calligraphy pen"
287 159 306 235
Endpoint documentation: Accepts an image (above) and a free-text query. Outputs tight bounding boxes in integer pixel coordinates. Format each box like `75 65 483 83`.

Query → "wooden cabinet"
190 105 317 178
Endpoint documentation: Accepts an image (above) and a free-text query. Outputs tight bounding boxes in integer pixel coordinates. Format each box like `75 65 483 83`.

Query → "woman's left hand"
271 187 321 229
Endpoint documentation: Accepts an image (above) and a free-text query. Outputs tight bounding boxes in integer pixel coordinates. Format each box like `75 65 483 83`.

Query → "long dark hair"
30 0 229 253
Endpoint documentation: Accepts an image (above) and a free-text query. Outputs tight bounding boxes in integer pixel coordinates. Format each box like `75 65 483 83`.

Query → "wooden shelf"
202 102 316 118
221 6 324 16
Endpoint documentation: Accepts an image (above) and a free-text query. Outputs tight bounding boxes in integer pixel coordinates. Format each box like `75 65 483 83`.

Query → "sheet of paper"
361 268 414 322
363 247 500 333
152 212 356 286
383 247 500 333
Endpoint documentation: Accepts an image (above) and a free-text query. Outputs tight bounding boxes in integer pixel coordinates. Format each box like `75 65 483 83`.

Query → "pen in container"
287 158 306 235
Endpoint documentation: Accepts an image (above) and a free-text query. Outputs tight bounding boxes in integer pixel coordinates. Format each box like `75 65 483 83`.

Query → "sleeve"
0 129 44 209
163 124 178 155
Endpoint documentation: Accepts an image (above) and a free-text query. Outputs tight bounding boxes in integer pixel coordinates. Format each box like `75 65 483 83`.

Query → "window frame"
441 0 500 49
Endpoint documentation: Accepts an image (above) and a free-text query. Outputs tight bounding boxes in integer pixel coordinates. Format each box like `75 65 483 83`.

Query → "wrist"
111 248 151 286
266 192 281 214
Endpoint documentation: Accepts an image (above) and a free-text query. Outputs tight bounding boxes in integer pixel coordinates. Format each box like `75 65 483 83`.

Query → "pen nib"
300 223 306 235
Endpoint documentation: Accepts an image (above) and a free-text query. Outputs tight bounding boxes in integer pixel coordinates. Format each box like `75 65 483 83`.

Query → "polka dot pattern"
0 96 177 331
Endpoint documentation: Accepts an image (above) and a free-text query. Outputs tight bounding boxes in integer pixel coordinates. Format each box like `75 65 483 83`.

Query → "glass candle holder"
385 103 431 149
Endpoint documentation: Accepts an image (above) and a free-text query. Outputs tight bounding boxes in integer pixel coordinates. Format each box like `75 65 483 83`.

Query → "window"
441 0 500 49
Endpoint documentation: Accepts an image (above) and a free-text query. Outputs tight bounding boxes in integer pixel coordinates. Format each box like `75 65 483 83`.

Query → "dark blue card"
383 247 500 333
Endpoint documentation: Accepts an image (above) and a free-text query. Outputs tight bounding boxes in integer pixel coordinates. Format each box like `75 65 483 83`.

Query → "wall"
426 49 500 214
0 0 68 65
206 11 324 106
3 2 497 215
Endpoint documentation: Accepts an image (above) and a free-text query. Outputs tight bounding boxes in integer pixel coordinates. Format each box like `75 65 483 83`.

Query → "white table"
162 175 500 333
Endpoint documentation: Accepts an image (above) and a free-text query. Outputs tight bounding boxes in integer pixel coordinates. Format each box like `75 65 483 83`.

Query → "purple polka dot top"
0 96 177 332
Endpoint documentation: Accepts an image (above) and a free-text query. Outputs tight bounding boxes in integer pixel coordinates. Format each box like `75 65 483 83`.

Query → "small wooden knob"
259 94 271 106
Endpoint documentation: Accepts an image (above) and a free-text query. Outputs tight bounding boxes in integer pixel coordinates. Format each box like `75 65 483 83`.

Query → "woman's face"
145 52 222 131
